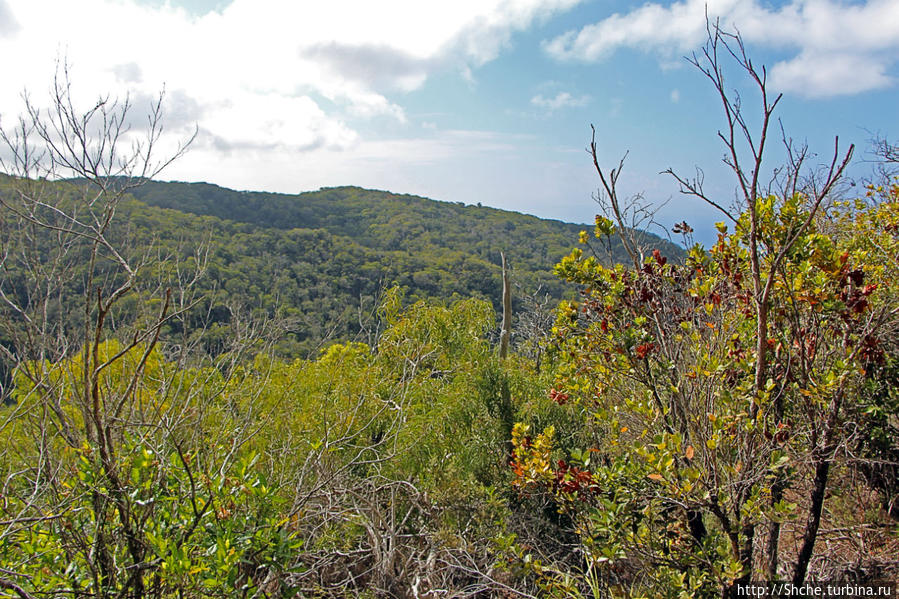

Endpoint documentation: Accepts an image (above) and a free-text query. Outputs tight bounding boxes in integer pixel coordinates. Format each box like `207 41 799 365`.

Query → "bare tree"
866 134 899 187
580 19 869 594
0 69 542 599
0 68 285 597
672 22 852 587
513 283 554 373
588 125 672 269
499 252 512 360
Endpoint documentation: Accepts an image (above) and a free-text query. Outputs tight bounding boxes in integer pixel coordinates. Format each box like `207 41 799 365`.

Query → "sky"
0 0 897 243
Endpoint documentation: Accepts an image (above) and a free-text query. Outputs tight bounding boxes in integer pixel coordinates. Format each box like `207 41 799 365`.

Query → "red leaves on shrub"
555 460 598 497
634 342 655 359
549 388 570 405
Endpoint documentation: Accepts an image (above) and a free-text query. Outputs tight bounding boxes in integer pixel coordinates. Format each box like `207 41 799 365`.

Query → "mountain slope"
2 176 681 356
129 182 630 266
124 181 683 354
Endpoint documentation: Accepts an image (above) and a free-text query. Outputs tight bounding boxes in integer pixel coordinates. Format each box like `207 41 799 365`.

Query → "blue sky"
1 0 897 243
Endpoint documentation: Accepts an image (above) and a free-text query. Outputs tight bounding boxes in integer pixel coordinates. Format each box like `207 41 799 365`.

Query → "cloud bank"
544 0 899 97
0 0 583 160
531 91 590 111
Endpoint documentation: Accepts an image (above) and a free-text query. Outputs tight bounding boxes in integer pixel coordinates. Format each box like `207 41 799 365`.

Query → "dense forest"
125 181 679 355
1 25 898 599
0 174 677 360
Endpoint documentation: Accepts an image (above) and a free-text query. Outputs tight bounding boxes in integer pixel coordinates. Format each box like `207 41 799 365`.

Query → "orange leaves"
652 249 668 267
634 342 655 360
555 460 599 496
510 424 556 492
548 388 570 405
510 424 602 500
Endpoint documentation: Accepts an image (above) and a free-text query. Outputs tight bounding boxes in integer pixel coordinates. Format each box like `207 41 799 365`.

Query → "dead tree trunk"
499 252 511 360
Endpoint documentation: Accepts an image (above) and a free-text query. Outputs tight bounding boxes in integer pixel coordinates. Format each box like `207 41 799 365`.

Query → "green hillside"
125 181 681 354
0 174 682 365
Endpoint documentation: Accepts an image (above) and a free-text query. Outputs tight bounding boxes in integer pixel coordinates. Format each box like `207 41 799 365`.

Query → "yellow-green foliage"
512 186 899 597
0 292 551 596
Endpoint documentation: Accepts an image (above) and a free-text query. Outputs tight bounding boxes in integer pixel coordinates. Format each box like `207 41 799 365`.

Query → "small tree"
0 69 291 598
511 22 898 598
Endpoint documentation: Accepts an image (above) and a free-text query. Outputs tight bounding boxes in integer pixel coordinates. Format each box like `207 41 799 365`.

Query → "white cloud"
111 62 143 84
0 0 584 161
770 51 894 98
543 0 729 61
530 91 590 110
0 0 20 35
197 93 358 152
670 89 680 103
163 128 539 197
543 0 899 97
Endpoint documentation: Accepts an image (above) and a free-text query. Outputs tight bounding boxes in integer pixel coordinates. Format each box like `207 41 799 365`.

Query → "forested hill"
122 181 680 354
130 182 594 273
128 180 676 268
